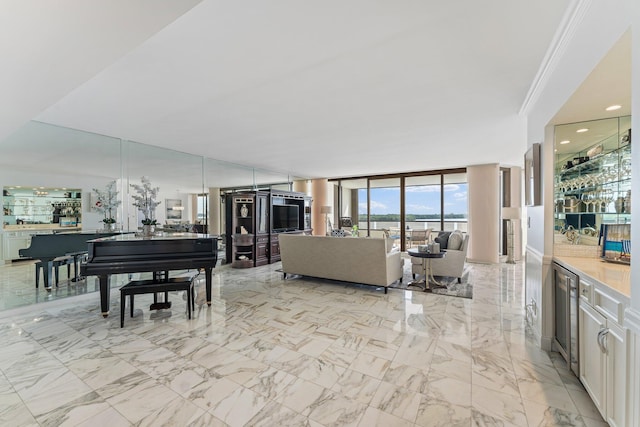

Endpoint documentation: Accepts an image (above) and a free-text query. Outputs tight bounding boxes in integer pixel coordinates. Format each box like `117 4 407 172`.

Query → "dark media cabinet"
225 190 312 268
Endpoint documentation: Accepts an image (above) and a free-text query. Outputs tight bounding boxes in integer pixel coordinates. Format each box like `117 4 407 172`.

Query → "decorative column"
311 179 329 236
467 164 500 263
208 188 221 235
292 180 309 194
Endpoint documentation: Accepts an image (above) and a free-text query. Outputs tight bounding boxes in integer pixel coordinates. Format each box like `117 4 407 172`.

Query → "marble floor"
0 259 607 426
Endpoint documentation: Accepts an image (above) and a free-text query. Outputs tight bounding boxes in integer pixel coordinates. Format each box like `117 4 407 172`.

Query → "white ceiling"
3 1 577 180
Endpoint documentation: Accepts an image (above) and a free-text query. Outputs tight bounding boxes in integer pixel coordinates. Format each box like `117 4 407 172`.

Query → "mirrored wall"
0 120 302 256
554 116 631 256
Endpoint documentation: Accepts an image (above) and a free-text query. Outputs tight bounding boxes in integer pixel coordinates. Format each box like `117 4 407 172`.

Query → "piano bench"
35 256 74 288
119 275 196 328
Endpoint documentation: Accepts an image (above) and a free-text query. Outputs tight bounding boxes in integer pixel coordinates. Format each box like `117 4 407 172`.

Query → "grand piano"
80 233 218 317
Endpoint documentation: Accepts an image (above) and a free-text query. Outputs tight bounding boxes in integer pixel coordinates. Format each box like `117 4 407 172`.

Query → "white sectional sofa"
278 234 403 293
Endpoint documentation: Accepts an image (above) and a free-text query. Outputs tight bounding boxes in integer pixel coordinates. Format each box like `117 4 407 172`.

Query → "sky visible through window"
358 184 468 217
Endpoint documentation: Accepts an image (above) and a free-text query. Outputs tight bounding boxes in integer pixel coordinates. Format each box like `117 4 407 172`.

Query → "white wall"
524 0 636 350
526 0 633 144
625 9 640 426
523 6 640 422
509 166 523 260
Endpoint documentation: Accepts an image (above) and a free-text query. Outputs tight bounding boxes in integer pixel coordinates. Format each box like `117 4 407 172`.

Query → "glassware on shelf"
602 189 614 213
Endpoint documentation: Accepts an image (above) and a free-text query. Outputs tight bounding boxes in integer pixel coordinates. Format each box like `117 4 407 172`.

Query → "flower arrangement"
130 176 161 225
92 181 121 225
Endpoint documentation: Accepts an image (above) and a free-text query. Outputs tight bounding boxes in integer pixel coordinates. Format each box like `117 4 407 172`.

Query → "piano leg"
44 261 54 291
205 267 212 306
99 274 110 317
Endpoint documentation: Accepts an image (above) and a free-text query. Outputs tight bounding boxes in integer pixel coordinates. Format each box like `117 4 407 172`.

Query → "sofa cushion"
331 229 348 237
435 231 451 249
448 230 464 250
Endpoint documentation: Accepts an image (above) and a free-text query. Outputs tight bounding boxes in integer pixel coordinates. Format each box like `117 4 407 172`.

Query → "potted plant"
92 181 121 231
130 176 161 236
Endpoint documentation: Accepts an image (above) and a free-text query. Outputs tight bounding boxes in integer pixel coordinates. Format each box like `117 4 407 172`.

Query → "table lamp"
320 206 332 233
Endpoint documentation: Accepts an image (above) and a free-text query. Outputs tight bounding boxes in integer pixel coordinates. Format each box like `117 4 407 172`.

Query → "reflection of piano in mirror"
80 233 218 317
19 232 121 289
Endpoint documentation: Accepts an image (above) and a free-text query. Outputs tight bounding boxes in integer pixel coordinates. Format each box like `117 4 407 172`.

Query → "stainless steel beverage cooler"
553 262 579 376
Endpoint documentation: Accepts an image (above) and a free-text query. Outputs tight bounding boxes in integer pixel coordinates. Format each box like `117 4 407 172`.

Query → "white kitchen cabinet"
579 299 628 427
605 321 627 427
579 300 606 415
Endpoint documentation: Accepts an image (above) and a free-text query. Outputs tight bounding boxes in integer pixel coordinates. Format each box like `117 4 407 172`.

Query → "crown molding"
519 0 593 116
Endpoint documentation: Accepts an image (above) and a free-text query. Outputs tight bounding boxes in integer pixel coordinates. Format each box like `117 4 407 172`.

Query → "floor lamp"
502 207 521 264
320 206 332 235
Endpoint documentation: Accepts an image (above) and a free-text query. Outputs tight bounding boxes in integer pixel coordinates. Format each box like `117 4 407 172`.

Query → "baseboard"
541 335 554 352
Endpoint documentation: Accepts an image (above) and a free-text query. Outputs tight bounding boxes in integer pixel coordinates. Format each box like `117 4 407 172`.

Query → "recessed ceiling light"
606 105 621 111
576 128 589 133
560 140 570 145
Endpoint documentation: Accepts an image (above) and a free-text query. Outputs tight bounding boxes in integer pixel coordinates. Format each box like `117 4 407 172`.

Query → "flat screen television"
272 204 299 231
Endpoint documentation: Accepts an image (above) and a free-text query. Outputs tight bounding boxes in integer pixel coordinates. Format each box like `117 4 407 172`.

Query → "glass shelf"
2 186 82 227
554 116 631 246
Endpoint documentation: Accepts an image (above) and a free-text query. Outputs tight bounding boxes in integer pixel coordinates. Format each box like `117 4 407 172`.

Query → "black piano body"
80 233 218 317
19 232 122 288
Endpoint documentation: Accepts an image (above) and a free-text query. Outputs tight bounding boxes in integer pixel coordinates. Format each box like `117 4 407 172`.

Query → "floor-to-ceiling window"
443 172 468 233
369 177 402 245
332 169 467 249
405 175 442 249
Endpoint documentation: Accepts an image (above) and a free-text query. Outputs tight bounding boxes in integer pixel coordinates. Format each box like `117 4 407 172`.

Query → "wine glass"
593 191 604 213
581 193 592 212
602 189 614 213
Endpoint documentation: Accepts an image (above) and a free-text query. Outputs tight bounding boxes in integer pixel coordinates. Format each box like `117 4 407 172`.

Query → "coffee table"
407 249 446 292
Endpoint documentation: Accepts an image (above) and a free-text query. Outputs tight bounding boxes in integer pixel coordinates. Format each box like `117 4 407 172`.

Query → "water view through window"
342 172 467 238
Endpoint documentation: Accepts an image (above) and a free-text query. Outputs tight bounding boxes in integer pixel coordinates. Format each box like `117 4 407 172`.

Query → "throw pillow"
448 230 464 250
434 231 451 250
331 229 347 237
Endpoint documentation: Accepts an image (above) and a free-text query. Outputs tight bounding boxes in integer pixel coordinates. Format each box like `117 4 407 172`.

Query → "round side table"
407 249 446 292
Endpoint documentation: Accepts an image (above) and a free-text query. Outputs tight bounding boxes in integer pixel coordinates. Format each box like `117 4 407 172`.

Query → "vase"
141 224 155 237
240 204 249 218
104 223 116 232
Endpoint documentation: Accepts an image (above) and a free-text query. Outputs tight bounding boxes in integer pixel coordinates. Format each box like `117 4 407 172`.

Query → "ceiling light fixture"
606 105 621 111
560 140 570 145
576 128 589 133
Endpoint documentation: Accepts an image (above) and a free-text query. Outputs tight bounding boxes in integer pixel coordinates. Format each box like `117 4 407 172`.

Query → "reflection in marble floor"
0 260 606 426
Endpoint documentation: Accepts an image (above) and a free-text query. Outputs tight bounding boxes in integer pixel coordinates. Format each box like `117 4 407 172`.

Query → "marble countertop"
554 255 631 298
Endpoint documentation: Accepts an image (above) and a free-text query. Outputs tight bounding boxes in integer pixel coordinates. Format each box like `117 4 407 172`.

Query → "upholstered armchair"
407 228 432 248
411 233 469 283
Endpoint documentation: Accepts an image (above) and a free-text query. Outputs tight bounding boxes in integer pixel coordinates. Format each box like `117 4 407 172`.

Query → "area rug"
275 266 472 299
